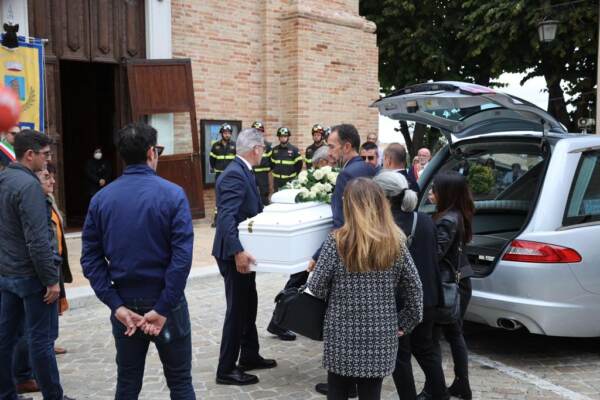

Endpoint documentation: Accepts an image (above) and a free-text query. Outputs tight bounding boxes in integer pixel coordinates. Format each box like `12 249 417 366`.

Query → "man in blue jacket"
0 130 71 400
309 123 377 265
308 124 376 397
212 127 277 386
81 122 195 400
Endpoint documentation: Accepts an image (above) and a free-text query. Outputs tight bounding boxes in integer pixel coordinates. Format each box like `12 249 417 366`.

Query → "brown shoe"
54 346 67 355
16 379 39 394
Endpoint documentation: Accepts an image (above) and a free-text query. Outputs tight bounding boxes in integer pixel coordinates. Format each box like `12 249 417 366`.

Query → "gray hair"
312 146 329 165
373 170 418 212
236 128 264 155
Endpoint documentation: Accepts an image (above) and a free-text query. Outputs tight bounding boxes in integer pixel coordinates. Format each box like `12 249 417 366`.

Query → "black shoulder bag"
272 286 326 341
406 212 418 249
434 228 462 325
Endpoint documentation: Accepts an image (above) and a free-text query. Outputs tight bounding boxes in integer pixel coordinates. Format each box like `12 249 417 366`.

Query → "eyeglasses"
34 150 52 158
154 146 165 156
361 155 376 161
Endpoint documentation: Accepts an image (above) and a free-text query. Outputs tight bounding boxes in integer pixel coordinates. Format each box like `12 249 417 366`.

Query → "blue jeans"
0 293 33 385
0 276 62 400
111 297 195 400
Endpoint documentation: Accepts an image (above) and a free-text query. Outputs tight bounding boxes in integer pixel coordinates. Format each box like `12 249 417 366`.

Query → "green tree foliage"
460 0 598 131
468 164 495 195
360 0 598 136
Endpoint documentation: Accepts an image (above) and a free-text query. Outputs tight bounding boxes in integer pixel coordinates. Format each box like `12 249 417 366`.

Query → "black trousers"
393 314 447 400
216 258 260 376
213 172 221 220
437 277 472 381
273 177 292 191
255 172 270 206
327 372 383 400
425 277 472 393
269 271 309 327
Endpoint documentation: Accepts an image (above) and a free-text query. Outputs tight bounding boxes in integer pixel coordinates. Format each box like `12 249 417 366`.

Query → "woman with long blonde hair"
307 178 423 400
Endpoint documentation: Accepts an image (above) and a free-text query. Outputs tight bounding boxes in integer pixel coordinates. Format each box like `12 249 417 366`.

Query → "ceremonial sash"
0 141 15 161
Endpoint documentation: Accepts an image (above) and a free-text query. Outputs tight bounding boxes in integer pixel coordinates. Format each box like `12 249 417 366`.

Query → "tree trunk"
413 123 426 155
399 120 413 155
545 74 573 131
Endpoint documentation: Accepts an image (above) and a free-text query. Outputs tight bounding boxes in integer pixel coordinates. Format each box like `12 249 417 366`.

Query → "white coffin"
238 189 333 273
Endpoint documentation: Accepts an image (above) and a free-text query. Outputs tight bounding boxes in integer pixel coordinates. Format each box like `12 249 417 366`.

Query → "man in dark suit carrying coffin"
212 128 277 386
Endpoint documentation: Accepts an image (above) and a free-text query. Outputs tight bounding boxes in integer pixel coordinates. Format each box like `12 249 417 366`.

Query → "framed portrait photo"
200 119 242 186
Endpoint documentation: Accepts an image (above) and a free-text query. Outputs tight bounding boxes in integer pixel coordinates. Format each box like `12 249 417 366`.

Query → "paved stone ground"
26 273 600 400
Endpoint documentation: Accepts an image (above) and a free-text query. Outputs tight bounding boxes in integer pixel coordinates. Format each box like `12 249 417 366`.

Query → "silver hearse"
373 81 600 337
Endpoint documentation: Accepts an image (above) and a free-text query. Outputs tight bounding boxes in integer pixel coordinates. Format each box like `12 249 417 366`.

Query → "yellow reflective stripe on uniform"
272 172 298 179
210 153 235 160
254 167 270 172
214 168 224 172
262 151 272 157
293 156 303 163
272 159 298 165
304 157 312 163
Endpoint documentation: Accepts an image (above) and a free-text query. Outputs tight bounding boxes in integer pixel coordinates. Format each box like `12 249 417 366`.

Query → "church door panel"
126 59 205 218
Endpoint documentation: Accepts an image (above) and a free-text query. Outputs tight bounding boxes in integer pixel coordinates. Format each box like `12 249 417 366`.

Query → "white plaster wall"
145 0 175 154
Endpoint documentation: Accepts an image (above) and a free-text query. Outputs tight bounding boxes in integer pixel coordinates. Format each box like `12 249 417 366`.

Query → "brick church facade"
1 0 378 222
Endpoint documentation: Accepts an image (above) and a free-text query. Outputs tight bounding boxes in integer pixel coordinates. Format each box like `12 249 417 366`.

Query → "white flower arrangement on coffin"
285 166 340 204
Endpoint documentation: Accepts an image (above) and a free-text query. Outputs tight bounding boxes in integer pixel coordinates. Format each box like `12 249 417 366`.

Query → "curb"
65 265 221 311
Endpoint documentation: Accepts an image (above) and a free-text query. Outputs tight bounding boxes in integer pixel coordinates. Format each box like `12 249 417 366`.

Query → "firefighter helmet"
311 124 324 136
251 121 265 132
276 127 291 137
219 123 232 134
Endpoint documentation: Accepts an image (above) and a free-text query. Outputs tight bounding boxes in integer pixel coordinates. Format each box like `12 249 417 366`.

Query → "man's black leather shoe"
238 356 277 371
267 321 297 341
215 368 259 385
315 383 357 398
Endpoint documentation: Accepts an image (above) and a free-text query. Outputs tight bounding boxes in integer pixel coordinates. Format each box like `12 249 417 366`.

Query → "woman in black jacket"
374 171 449 400
430 171 475 400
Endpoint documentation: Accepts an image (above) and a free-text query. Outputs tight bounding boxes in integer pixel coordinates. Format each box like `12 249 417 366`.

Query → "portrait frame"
200 119 242 187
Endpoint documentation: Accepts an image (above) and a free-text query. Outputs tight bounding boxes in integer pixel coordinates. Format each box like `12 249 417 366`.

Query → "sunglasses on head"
361 155 376 161
154 146 165 156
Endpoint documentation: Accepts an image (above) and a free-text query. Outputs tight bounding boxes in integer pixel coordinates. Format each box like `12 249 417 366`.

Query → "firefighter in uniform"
304 124 326 169
251 121 272 206
209 123 236 226
271 127 302 191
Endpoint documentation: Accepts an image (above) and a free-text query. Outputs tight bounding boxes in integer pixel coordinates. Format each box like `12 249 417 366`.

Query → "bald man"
410 147 431 181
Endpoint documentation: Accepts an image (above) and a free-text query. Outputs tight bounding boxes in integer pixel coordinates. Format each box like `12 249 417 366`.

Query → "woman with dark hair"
429 171 475 400
37 162 73 356
307 178 423 400
374 171 449 400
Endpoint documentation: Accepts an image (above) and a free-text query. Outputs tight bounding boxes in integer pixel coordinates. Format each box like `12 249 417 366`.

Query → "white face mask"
94 152 102 160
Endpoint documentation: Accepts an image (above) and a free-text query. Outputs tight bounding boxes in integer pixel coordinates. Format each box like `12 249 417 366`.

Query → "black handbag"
272 286 326 341
434 246 462 325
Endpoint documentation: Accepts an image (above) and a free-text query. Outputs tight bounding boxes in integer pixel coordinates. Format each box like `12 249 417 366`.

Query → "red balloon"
0 86 21 132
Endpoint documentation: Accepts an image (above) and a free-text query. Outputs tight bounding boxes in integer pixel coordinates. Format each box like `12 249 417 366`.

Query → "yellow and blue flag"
0 36 45 132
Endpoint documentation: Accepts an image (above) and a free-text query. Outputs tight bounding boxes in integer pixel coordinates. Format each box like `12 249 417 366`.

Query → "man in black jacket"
304 124 325 169
0 130 74 400
383 143 420 193
270 127 302 190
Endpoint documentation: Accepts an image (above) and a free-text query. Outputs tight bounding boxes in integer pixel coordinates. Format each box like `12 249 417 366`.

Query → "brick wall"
171 0 378 219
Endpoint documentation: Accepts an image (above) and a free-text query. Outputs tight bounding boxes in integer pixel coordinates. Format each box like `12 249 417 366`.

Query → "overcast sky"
378 73 550 144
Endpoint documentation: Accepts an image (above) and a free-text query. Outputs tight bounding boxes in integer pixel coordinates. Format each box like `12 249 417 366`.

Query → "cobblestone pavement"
27 273 600 400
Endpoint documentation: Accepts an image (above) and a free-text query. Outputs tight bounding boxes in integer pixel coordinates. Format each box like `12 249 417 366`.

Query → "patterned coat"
307 233 423 378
